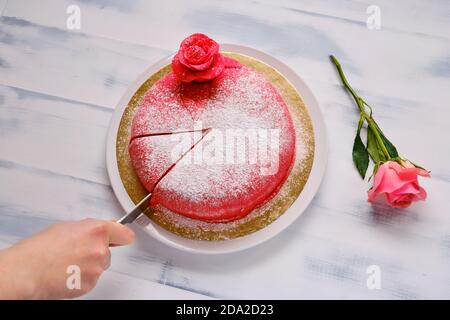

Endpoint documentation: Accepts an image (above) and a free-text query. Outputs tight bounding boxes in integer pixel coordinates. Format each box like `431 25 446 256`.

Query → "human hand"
0 218 134 299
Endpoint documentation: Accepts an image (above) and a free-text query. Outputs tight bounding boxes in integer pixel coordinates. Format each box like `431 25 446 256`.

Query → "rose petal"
386 190 411 205
390 181 421 196
179 46 209 68
415 184 427 201
368 186 379 202
376 163 411 194
184 45 207 61
184 56 215 71
180 33 209 49
396 168 421 182
179 34 219 67
371 163 387 191
389 194 414 208
400 160 430 178
172 53 225 83
173 33 228 82
416 168 430 177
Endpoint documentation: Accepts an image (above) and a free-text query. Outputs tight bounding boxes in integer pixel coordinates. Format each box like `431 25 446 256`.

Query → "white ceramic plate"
106 44 328 254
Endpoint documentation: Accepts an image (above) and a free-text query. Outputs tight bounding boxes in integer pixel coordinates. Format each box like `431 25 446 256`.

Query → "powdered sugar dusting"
160 156 258 204
194 68 289 130
146 66 297 222
131 74 195 138
129 132 204 192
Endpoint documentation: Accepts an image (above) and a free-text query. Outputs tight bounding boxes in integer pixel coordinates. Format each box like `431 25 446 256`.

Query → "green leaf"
372 120 399 158
367 127 385 163
380 133 399 158
353 126 369 179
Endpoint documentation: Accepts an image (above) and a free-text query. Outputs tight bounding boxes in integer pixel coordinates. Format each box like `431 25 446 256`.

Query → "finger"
104 221 135 246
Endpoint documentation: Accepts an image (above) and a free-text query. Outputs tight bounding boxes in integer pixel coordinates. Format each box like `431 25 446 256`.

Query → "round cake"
118 34 314 240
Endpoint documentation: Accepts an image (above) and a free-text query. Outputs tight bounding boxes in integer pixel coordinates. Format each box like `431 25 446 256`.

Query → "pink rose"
172 33 239 83
368 161 430 208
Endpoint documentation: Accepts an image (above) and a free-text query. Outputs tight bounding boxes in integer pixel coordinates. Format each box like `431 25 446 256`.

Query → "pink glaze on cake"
129 59 296 222
130 73 195 139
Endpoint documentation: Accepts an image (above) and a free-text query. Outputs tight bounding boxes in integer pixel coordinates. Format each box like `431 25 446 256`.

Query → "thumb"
104 221 135 246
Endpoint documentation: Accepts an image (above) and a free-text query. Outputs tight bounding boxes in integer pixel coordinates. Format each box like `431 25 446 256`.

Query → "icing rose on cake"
172 33 239 82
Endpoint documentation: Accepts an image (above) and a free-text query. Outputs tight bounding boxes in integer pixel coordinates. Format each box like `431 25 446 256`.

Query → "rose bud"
368 160 430 208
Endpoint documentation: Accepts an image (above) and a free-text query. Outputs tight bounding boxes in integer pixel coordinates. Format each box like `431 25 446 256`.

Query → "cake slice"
128 130 207 192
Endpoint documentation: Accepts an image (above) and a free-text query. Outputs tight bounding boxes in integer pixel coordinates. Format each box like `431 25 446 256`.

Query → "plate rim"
106 44 328 254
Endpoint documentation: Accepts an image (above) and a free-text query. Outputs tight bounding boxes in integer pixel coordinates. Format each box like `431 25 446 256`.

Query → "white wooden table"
1 0 449 299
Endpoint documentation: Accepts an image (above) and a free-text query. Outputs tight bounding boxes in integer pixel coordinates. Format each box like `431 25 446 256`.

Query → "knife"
117 192 153 225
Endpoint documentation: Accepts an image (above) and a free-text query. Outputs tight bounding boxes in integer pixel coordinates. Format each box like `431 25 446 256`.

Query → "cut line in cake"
129 128 211 144
129 128 211 193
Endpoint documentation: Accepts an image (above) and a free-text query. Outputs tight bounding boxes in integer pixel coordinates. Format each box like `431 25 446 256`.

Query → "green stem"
330 55 391 160
329 55 360 108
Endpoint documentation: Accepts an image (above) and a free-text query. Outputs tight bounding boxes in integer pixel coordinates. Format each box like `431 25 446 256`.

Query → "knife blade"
117 192 153 224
